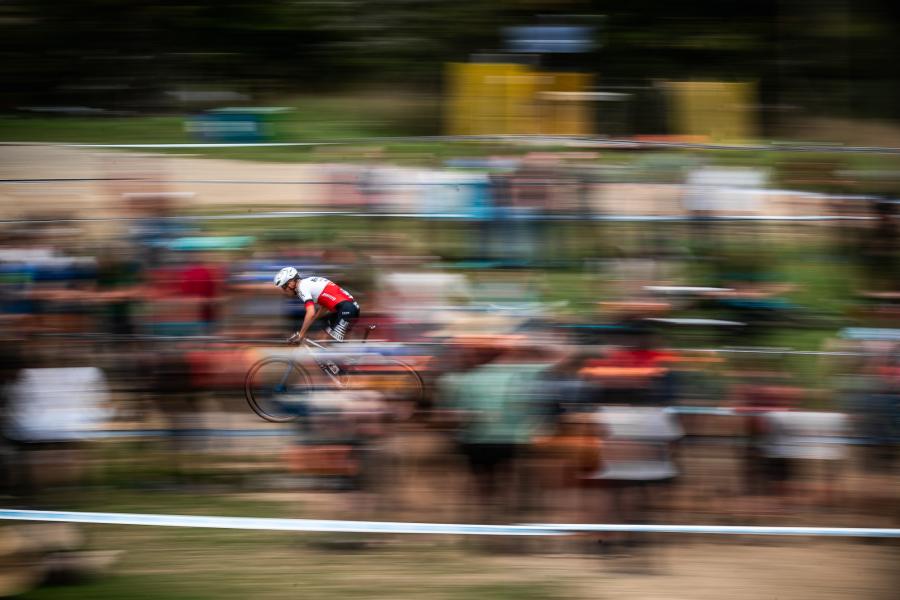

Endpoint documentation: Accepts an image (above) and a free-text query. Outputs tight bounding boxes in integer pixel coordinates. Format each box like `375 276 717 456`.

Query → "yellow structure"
445 63 593 136
538 72 594 135
665 81 757 142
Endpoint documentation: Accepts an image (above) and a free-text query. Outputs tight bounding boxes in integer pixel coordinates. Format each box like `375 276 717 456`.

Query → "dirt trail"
0 146 834 230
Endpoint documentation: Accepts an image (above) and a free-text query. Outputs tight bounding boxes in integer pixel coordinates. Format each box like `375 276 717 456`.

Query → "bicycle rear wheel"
344 357 425 416
245 357 314 422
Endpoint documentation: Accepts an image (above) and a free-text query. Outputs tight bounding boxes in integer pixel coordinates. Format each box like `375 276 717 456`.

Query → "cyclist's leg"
325 301 360 342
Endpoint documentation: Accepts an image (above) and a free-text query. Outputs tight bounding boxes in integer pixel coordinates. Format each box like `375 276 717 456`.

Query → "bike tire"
344 357 426 410
244 357 314 423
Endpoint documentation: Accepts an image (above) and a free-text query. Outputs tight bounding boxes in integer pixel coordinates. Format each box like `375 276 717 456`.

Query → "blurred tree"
0 0 897 122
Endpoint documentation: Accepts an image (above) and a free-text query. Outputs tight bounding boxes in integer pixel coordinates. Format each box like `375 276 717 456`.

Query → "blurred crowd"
0 152 898 561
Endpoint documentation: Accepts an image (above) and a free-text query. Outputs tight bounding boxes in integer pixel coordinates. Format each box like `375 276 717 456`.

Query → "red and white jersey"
295 276 354 311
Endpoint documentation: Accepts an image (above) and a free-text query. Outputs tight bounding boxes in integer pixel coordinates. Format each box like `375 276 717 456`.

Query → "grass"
4 92 899 173
0 110 528 165
0 94 435 141
15 479 896 600
18 540 572 600
0 115 192 144
12 483 895 600
16 488 572 600
19 576 207 600
19 563 567 600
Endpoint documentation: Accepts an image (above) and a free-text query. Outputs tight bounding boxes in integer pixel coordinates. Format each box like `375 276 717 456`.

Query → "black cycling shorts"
326 300 360 341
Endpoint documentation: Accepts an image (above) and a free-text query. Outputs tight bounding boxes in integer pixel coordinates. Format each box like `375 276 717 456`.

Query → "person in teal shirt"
438 338 552 522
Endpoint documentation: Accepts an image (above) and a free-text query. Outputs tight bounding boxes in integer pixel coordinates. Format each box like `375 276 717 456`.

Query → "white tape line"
2 136 897 153
0 212 878 225
536 523 900 538
79 429 295 439
0 509 898 538
0 509 559 536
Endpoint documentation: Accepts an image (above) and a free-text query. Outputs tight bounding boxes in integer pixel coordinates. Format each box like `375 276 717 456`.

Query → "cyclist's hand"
287 332 303 344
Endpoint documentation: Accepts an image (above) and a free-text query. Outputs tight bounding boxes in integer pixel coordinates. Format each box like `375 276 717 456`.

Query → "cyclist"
273 267 360 343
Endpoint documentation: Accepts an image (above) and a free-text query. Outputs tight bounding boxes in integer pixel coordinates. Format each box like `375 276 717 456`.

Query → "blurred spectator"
142 251 224 337
0 336 25 496
2 364 111 501
437 337 550 525
142 344 204 486
845 348 900 474
124 193 194 269
177 254 225 336
540 349 597 416
857 199 900 293
530 412 602 526
93 244 144 337
583 405 683 554
580 327 677 406
729 368 806 498
754 410 850 510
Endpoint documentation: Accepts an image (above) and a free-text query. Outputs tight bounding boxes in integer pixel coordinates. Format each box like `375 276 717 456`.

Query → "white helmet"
274 266 299 288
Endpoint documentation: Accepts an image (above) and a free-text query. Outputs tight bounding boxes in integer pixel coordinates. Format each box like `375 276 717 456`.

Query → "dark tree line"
1 0 898 120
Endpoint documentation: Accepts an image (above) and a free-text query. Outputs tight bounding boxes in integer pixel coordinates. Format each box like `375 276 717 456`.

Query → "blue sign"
505 26 594 54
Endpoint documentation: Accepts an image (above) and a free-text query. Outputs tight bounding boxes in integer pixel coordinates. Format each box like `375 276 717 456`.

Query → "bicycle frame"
297 325 376 386
300 339 343 385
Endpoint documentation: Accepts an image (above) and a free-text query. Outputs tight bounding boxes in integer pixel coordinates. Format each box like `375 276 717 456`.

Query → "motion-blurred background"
0 2 898 599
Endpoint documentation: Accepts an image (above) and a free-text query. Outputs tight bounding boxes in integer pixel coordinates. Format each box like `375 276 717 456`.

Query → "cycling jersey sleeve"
296 280 315 306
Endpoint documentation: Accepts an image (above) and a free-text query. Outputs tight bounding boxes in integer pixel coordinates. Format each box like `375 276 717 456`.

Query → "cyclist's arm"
296 303 318 340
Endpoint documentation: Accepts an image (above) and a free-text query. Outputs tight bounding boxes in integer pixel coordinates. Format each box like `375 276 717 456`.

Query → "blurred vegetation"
0 94 443 144
1 0 899 125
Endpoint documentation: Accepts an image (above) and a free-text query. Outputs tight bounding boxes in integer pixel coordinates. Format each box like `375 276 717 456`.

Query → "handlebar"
286 335 326 350
286 325 377 349
288 324 377 346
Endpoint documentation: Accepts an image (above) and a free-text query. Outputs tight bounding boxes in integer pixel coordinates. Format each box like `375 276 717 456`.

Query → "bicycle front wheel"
244 357 313 423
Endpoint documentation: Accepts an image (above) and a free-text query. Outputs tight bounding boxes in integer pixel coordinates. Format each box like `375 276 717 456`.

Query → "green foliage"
2 1 899 120
0 116 191 143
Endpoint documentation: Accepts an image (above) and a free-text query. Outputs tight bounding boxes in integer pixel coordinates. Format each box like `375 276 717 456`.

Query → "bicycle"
244 326 425 423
